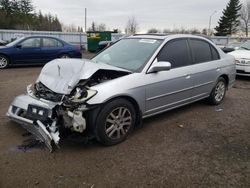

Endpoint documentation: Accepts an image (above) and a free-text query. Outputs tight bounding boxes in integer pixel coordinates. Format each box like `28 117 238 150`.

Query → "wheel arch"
102 95 143 127
219 74 229 88
0 52 11 64
0 53 11 65
58 52 70 58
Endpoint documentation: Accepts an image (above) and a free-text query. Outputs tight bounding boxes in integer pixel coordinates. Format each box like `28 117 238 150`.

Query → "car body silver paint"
7 34 236 149
87 35 236 117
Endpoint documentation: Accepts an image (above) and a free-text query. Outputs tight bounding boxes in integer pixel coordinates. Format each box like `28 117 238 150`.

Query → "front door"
144 39 194 116
13 37 42 64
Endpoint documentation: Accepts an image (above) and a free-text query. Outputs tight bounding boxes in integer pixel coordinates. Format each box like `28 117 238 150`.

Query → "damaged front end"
6 59 130 152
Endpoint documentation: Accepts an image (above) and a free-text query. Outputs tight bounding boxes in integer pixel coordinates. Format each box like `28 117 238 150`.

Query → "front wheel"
0 55 9 69
95 99 136 146
208 77 227 105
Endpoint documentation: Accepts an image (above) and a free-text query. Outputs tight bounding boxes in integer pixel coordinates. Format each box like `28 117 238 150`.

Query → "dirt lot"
0 61 250 187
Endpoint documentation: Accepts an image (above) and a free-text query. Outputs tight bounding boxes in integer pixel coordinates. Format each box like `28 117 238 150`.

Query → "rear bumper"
6 95 60 152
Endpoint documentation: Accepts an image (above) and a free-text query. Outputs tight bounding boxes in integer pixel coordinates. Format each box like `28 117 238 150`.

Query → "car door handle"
184 74 191 79
216 68 221 72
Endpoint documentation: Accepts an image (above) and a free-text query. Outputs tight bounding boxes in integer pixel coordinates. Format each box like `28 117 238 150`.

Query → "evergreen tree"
19 0 34 15
215 0 242 36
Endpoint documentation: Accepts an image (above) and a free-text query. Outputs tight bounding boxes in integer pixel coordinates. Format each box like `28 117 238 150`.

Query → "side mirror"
16 44 22 48
148 61 171 73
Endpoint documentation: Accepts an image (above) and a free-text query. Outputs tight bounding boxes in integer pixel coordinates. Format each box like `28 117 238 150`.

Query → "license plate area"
26 104 49 121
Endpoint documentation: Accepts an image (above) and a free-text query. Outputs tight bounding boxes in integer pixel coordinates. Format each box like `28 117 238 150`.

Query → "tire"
208 77 227 105
95 99 136 146
59 54 70 58
0 55 9 69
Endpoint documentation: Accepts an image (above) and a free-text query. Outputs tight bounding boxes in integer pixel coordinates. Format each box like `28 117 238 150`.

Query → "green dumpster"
87 31 112 52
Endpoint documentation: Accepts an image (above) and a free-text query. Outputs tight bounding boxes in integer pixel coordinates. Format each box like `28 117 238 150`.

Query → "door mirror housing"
16 44 22 48
148 61 171 73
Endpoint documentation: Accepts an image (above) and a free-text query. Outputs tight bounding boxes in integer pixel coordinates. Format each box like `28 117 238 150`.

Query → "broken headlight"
68 87 97 103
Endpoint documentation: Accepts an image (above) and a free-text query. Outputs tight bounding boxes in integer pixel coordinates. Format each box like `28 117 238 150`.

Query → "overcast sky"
32 0 230 32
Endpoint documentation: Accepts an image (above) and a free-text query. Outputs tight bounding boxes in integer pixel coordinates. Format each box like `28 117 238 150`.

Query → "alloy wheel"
0 56 8 68
105 107 132 140
60 54 70 58
214 81 226 102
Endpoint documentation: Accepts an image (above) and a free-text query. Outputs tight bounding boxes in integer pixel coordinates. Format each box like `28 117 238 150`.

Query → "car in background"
229 40 250 76
6 34 236 151
0 39 7 46
221 42 243 53
0 36 82 69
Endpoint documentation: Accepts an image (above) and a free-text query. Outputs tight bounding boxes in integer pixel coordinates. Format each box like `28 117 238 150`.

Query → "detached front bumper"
6 94 60 152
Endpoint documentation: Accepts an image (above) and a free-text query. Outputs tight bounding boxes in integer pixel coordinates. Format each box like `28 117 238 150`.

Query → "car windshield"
92 38 163 72
239 41 250 50
226 42 242 48
6 37 25 47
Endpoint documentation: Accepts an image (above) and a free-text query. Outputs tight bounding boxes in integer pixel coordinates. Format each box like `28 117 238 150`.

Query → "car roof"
24 35 59 39
128 34 168 40
127 34 211 41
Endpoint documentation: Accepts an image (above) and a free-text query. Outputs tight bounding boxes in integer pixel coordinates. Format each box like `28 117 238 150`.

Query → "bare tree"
88 22 108 31
202 28 208 35
162 27 202 35
240 1 250 37
163 28 171 34
98 23 106 31
147 28 161 33
125 16 139 34
62 24 78 32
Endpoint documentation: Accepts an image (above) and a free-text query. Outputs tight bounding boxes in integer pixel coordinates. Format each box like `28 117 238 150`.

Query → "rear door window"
189 39 214 64
42 38 63 48
211 45 220 60
157 39 191 69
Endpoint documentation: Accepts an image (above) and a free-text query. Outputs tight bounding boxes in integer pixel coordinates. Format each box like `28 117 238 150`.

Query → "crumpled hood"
229 50 250 59
37 59 130 94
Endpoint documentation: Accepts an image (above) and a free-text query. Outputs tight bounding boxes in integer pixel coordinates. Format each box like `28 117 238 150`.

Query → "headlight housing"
236 59 250 65
68 87 97 103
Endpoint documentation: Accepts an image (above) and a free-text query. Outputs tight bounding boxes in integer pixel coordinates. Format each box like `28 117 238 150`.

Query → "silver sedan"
7 34 236 151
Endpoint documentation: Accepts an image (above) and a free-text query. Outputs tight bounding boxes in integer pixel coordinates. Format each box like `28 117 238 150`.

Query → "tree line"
1 0 250 36
0 0 62 31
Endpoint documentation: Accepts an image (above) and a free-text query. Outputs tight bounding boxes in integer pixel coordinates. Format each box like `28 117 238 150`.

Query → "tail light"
76 45 81 52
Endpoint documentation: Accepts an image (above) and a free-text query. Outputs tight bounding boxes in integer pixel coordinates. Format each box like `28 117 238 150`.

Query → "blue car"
0 36 82 69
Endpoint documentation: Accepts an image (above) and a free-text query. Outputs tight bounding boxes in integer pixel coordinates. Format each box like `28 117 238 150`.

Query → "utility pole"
85 8 87 33
208 10 217 36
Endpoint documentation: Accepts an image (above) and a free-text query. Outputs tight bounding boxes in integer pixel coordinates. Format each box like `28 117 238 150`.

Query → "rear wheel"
59 54 70 58
0 55 9 69
208 77 227 105
95 99 136 146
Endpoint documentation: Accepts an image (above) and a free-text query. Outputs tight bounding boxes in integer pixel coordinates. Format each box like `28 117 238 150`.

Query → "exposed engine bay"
7 59 130 152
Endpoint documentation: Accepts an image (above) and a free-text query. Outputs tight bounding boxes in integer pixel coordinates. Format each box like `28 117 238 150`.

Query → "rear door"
188 38 221 100
41 37 64 62
13 37 42 64
144 39 194 116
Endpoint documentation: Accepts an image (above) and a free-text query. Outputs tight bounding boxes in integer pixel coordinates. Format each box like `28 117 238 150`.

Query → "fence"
210 36 250 46
2 29 247 48
0 29 87 48
0 29 127 49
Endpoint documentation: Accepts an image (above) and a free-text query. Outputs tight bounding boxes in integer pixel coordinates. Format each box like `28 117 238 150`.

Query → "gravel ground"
0 59 249 187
